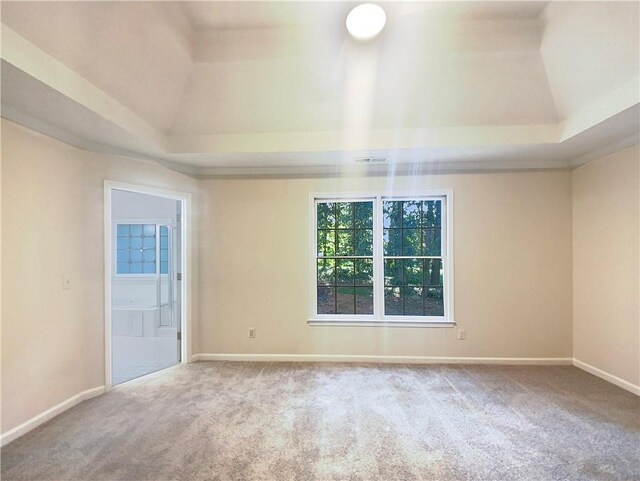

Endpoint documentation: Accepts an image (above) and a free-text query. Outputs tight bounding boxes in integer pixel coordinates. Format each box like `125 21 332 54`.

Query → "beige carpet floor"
1 362 639 481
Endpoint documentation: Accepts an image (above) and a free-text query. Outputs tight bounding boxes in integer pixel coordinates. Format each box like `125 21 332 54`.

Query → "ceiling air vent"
354 157 387 164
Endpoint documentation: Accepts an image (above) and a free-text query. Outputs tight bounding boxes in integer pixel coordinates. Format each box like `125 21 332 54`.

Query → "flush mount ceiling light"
346 3 386 40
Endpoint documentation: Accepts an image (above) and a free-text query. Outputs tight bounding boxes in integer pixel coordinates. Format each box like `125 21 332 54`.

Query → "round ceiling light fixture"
346 3 386 40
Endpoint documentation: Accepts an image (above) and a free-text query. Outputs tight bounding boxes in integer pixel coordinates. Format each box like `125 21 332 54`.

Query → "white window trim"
308 190 455 327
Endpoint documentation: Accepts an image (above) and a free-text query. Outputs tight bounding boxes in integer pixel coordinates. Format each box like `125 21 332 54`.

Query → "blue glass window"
116 224 157 274
159 226 169 274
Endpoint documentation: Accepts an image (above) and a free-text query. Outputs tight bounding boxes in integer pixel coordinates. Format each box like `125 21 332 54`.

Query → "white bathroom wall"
111 279 157 308
112 190 179 222
111 190 180 309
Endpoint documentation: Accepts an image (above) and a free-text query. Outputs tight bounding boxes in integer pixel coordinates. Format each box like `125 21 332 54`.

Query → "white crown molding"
167 124 560 155
194 157 572 178
0 386 105 447
560 76 640 141
569 132 640 168
1 115 201 179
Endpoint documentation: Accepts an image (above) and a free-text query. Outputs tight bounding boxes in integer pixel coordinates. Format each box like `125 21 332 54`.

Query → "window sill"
307 319 456 328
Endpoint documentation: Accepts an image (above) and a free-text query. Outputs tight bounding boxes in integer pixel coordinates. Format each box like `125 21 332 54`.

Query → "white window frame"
308 191 455 327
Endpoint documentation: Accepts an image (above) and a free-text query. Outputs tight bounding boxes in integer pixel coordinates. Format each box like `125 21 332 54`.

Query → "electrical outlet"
248 327 256 339
62 276 71 290
458 329 466 340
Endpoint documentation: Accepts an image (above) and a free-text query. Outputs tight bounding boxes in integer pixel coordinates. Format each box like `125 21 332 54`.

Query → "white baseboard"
573 359 640 396
195 354 639 395
0 386 105 447
195 353 573 365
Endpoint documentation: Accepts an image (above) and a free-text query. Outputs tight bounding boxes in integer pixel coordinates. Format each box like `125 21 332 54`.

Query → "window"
116 224 157 274
159 226 169 274
116 223 170 275
311 193 453 326
317 201 374 315
383 199 444 317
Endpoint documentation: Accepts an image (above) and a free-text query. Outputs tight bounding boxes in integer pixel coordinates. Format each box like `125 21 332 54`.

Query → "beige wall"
198 171 573 358
572 144 640 387
3 115 635 437
0 119 199 433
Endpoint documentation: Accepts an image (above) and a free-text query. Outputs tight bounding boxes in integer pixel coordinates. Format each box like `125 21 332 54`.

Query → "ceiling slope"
1 0 194 134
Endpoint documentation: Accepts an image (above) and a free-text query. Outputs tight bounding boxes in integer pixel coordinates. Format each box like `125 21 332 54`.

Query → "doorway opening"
104 182 189 388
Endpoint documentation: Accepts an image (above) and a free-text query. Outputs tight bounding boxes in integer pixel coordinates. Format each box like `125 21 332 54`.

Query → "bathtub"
112 305 175 337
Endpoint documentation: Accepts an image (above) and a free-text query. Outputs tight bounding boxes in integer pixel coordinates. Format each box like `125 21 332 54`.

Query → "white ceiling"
182 1 322 30
181 2 548 30
1 1 193 133
1 1 638 176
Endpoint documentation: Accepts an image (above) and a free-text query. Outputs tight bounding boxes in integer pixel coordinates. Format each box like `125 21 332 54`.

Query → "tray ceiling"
1 1 638 176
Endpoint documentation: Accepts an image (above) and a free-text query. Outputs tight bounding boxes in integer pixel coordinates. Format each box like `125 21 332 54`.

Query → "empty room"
1 1 639 480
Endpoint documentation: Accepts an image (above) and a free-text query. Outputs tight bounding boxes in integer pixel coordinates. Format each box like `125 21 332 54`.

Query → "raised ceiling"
1 1 638 176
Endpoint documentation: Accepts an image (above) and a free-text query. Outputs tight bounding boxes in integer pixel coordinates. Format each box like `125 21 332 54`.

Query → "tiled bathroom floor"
112 335 179 385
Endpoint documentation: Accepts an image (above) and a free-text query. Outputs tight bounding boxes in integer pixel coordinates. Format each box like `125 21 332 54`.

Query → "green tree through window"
317 201 374 314
383 200 444 316
314 196 448 320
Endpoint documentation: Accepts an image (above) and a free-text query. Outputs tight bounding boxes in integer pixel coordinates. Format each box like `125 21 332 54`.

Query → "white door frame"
104 180 193 390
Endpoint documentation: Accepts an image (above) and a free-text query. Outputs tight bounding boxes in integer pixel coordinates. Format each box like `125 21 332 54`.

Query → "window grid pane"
159 226 169 274
383 257 444 316
116 224 158 275
316 201 373 315
383 200 442 257
382 199 444 317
